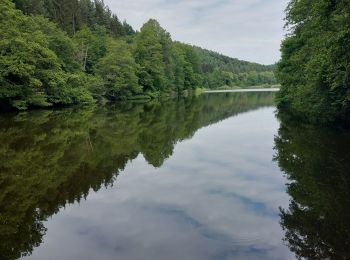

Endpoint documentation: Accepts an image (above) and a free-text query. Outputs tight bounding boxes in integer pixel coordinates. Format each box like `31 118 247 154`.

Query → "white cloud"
104 0 289 64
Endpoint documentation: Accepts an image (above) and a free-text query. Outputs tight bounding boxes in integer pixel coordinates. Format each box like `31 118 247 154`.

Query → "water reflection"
0 92 288 259
274 119 350 259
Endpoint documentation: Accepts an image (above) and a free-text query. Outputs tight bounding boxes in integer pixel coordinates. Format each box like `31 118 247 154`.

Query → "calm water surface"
0 92 349 260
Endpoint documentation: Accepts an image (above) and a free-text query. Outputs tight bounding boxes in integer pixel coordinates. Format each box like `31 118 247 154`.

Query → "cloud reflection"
25 107 294 260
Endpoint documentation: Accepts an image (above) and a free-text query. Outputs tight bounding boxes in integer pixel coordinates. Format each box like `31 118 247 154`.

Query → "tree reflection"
275 119 350 259
0 92 274 259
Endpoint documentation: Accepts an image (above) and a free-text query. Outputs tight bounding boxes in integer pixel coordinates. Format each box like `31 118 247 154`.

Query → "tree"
73 25 107 73
0 0 93 110
94 40 141 100
172 44 186 92
181 44 201 90
108 14 126 37
123 20 135 36
0 0 63 109
33 16 80 72
276 0 350 125
14 0 46 15
134 19 166 92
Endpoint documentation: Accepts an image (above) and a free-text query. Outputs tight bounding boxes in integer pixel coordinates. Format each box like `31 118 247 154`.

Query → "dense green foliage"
274 117 350 259
276 0 350 125
94 40 141 99
0 93 275 259
14 0 134 36
0 0 277 110
0 1 93 110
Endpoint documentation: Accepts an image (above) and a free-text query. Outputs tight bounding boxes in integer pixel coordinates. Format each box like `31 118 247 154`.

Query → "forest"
276 0 350 126
0 0 277 111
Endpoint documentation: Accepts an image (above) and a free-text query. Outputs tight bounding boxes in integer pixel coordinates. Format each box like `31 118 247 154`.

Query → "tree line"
276 0 350 126
0 0 277 110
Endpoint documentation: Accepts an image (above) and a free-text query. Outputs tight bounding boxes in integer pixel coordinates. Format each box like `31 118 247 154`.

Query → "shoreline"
203 88 280 93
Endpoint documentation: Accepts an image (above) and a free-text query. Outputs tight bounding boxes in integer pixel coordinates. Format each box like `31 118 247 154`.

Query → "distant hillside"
191 46 277 89
194 46 274 73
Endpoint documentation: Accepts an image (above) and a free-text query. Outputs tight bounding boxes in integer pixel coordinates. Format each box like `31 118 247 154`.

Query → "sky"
104 0 289 65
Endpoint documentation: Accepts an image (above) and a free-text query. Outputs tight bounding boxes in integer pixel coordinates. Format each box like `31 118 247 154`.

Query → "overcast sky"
104 0 289 65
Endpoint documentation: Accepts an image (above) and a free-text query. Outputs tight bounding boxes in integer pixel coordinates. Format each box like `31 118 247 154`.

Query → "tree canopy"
276 0 350 126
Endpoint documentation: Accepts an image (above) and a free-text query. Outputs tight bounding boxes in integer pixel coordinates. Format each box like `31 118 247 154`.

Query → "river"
0 91 349 260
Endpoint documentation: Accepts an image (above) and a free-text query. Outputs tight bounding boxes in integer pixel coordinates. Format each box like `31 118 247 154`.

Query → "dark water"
0 92 349 260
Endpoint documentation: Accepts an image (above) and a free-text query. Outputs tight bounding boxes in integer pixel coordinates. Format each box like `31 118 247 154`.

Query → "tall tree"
134 19 166 92
94 40 141 100
73 25 107 73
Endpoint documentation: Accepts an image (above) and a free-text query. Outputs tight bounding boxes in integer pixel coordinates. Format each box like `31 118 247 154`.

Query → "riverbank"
204 88 280 93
